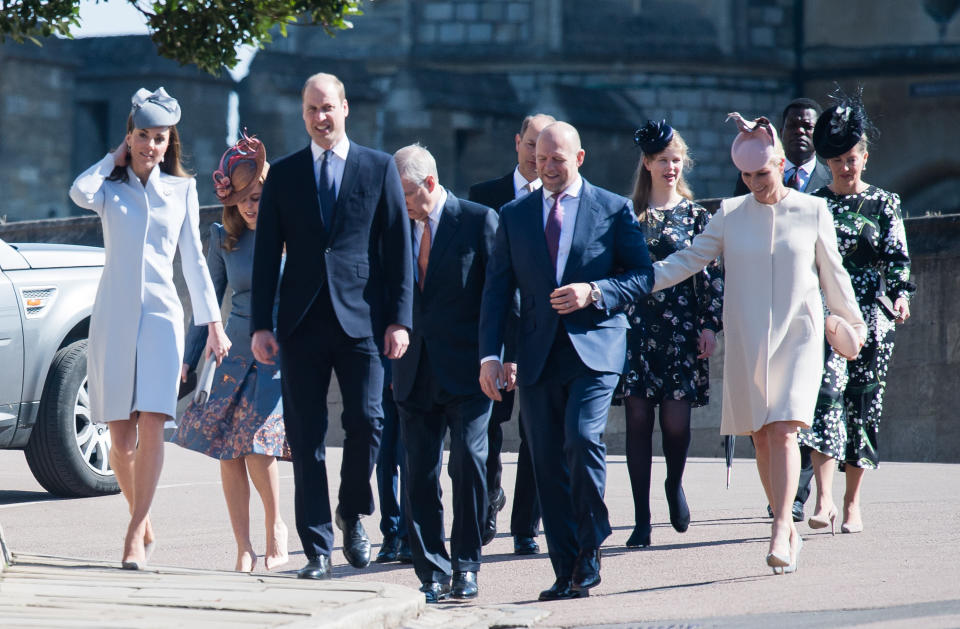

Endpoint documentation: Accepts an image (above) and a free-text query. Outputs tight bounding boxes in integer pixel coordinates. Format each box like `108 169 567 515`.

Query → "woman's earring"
160 154 165 163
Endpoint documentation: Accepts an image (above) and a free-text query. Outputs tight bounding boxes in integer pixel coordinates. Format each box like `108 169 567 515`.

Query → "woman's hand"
697 329 717 359
180 363 190 383
113 140 129 168
893 297 910 323
204 321 231 366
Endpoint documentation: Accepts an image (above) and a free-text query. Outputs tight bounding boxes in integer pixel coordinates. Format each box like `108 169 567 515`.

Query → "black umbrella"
724 435 735 488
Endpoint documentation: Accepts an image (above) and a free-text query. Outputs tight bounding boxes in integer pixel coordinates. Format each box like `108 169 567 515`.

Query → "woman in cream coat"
69 88 229 569
652 113 866 574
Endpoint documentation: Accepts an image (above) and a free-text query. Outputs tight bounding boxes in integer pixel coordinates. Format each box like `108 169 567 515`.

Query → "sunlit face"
302 79 348 150
741 157 785 202
401 176 436 222
126 126 170 175
515 117 552 183
536 130 585 193
781 107 817 164
643 145 685 191
826 145 868 193
236 181 263 230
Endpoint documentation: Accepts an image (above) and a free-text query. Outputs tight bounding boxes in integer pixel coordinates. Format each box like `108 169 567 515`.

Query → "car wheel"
24 339 119 497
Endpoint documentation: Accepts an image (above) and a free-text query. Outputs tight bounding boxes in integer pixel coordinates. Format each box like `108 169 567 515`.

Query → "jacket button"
324 248 332 253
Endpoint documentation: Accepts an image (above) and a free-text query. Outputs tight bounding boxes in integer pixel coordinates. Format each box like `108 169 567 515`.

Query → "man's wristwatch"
589 282 603 308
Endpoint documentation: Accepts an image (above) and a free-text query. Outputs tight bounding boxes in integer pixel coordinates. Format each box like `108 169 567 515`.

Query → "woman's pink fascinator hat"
727 112 779 172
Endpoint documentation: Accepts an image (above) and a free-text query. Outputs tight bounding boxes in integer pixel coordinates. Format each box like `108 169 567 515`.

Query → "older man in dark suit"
391 144 501 603
468 112 555 556
251 72 413 580
479 122 654 600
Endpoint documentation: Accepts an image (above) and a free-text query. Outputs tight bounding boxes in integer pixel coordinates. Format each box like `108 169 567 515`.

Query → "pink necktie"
545 193 565 271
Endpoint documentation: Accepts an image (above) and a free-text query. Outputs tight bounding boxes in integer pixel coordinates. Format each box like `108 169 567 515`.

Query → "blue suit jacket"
479 179 654 386
251 142 413 341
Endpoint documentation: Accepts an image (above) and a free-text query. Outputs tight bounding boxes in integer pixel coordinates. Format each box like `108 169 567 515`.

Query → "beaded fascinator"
812 86 871 159
727 112 778 173
212 131 267 206
634 120 674 154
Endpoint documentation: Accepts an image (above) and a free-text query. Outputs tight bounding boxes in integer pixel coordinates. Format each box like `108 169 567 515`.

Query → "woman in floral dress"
621 121 723 548
800 93 914 535
173 135 291 572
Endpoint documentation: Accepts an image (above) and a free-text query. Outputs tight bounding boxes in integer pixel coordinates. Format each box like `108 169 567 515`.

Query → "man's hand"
550 283 593 315
383 324 409 359
252 329 279 365
697 330 717 359
893 297 910 323
479 360 504 402
503 362 518 391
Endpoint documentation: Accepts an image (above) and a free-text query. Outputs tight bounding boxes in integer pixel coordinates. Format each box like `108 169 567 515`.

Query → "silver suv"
0 237 118 497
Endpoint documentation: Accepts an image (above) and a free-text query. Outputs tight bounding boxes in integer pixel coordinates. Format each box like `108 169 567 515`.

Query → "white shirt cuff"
480 355 501 366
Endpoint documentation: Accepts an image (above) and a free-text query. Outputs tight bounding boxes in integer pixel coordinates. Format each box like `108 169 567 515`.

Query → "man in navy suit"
251 73 413 580
391 144 500 603
468 112 555 556
479 122 654 600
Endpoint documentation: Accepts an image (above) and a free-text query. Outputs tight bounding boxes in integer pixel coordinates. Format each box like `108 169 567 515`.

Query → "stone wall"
3 209 957 464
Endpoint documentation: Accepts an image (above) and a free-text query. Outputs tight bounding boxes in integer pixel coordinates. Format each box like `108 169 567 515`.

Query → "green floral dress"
799 185 914 469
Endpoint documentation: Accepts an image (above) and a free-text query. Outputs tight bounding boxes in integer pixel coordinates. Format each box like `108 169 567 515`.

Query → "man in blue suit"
479 122 654 600
251 73 413 580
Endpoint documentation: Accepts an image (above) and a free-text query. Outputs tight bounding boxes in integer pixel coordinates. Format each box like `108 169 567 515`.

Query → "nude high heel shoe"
841 504 863 534
808 505 838 535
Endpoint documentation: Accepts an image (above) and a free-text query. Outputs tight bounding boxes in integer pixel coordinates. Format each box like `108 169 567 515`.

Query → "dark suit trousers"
377 357 408 538
486 395 541 537
398 348 491 584
520 329 618 579
279 289 384 560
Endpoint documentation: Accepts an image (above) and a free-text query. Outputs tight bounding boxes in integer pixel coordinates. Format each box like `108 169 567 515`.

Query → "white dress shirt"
512 167 541 199
311 136 350 198
784 155 817 191
543 176 583 284
413 188 447 284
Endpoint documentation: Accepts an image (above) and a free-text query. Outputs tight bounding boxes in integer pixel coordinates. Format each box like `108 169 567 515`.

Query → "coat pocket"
357 263 370 279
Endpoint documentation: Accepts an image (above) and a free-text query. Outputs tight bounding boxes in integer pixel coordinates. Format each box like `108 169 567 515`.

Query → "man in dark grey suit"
468 112 555 556
479 122 654 600
735 98 832 196
391 144 501 603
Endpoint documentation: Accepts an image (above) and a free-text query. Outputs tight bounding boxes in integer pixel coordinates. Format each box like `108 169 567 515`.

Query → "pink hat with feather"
727 112 779 172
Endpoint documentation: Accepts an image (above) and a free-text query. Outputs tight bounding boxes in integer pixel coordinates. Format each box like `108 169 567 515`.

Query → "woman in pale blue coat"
69 88 230 569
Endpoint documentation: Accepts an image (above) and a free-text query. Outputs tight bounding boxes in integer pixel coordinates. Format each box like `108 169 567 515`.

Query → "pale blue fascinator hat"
130 87 181 128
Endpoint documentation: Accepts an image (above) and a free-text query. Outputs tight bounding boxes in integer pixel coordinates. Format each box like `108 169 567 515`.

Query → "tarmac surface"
1 444 959 627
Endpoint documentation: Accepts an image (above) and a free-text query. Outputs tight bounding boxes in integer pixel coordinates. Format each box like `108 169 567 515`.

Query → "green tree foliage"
0 1 364 74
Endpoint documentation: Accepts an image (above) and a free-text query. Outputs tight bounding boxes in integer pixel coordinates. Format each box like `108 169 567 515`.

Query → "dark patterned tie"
318 150 335 227
545 192 566 272
786 167 802 191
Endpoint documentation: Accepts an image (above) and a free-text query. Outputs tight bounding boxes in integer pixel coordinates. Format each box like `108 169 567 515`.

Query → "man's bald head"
536 122 585 193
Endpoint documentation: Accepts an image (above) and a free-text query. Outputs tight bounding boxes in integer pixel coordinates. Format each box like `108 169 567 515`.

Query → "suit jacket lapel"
516 190 557 286
294 146 327 237
560 180 599 286
422 191 462 294
328 144 361 237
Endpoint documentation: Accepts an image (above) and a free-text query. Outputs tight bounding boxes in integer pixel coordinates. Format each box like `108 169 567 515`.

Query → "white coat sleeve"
178 178 221 325
814 198 868 342
653 203 725 292
69 153 117 215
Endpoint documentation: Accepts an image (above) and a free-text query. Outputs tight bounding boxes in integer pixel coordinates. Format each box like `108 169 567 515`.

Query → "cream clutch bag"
825 314 861 360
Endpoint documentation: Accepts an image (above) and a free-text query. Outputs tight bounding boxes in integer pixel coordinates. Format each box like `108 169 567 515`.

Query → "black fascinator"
634 119 674 154
812 86 873 159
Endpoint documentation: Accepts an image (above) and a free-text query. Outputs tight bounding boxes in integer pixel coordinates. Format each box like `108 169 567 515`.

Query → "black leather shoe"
538 577 588 601
571 548 601 591
376 534 401 563
397 537 413 563
625 524 652 548
665 479 690 533
482 488 506 545
513 536 540 555
297 556 332 580
335 510 371 569
419 581 451 604
451 570 478 599
766 502 805 522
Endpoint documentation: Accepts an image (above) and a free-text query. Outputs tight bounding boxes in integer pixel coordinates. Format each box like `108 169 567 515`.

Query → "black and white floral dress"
799 185 914 469
623 199 723 406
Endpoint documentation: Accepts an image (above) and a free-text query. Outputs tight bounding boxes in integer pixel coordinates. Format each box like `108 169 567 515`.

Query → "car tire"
24 339 119 497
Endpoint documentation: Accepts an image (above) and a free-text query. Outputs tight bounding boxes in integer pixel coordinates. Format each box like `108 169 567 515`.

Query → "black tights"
624 396 692 527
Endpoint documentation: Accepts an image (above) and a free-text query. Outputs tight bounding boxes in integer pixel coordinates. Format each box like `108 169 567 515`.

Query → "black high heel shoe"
665 479 690 533
625 524 652 548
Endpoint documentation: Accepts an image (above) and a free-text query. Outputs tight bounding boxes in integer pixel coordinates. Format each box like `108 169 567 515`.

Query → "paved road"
1 444 959 627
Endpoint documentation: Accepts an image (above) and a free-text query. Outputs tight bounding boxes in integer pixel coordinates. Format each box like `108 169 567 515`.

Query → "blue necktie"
318 150 335 227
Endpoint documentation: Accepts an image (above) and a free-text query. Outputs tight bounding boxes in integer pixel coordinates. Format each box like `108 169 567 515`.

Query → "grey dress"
172 224 289 460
